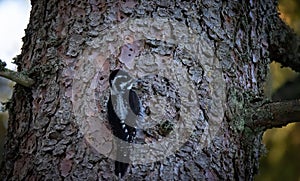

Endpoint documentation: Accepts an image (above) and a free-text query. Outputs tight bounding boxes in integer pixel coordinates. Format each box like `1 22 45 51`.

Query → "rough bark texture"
0 0 290 180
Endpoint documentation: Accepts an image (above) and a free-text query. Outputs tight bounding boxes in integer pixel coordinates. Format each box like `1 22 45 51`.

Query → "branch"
247 99 300 130
268 16 300 72
0 60 34 87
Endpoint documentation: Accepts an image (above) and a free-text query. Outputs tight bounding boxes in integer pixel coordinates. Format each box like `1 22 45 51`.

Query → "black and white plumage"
107 69 141 178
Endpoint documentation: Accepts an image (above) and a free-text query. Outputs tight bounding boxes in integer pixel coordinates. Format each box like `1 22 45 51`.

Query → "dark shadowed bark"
0 0 299 180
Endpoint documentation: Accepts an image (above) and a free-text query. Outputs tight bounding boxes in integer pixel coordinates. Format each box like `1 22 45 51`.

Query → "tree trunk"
0 0 297 180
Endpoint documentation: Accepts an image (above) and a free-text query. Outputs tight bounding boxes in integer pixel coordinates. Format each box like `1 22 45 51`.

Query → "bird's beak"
131 79 141 90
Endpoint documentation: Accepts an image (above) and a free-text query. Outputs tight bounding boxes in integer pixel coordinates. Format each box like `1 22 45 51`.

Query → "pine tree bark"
0 0 298 180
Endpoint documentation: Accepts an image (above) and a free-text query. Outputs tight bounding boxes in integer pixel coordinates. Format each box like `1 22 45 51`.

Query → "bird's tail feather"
115 140 130 178
115 160 129 178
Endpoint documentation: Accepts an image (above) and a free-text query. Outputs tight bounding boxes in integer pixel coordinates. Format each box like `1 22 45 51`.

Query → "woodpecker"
107 69 141 177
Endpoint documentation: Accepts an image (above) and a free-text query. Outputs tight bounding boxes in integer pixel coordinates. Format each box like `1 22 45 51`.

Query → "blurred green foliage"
278 0 300 34
257 124 300 181
255 0 300 180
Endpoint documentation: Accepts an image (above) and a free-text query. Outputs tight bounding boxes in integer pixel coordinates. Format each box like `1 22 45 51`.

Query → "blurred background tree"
0 0 299 179
0 77 11 163
255 0 300 180
0 0 30 164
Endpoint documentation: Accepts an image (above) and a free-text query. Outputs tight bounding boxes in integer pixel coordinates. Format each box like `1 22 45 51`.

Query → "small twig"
247 99 300 130
0 60 34 87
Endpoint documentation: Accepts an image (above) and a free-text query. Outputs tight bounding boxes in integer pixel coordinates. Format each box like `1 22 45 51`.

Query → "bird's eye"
111 75 133 91
115 76 128 85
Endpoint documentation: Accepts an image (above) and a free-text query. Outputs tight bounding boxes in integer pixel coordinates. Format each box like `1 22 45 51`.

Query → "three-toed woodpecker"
107 69 141 178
